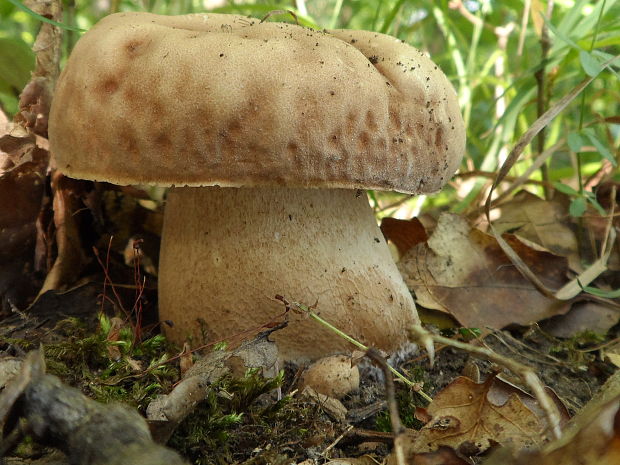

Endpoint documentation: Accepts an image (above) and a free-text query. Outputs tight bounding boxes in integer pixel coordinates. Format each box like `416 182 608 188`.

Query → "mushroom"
48 12 465 360
300 355 360 399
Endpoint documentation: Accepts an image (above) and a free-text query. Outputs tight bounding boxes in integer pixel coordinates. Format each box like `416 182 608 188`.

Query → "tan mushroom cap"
49 12 464 194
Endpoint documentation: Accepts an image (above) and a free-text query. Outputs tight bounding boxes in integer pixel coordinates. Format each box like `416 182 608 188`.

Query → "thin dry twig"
366 348 406 465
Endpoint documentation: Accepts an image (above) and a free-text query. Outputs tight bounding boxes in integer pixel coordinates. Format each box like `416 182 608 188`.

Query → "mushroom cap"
49 12 465 194
300 355 360 399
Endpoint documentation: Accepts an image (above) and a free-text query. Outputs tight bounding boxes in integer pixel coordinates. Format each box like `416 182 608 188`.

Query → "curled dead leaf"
381 216 429 257
408 374 545 454
492 191 580 271
398 213 570 329
485 390 620 465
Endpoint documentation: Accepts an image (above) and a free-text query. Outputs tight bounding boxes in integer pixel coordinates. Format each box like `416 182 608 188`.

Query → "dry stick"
366 348 406 465
409 326 562 440
377 194 414 214
456 169 551 186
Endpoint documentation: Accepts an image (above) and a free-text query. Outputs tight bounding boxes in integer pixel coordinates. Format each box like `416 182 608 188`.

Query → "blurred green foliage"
1 0 618 213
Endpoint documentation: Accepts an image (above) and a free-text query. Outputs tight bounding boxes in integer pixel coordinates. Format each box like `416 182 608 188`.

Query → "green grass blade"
7 0 84 32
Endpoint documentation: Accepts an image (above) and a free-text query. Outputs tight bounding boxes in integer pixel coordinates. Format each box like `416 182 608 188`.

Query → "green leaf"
569 197 587 217
6 0 85 32
0 38 34 92
580 50 603 77
584 130 617 166
567 132 584 152
554 182 581 196
582 285 620 298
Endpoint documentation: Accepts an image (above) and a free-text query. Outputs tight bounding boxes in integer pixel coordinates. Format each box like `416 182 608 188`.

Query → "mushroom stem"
159 187 419 360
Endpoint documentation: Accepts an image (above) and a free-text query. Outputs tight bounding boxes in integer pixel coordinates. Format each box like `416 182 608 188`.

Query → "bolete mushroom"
48 12 465 360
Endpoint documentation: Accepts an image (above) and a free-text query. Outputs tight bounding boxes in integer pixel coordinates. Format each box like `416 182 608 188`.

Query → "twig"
366 348 406 465
321 424 354 457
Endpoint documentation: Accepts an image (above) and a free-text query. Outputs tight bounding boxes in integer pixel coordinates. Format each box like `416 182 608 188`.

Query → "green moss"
42 314 178 410
169 369 323 465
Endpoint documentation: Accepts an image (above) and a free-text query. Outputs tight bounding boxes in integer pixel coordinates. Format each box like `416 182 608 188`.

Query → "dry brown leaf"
381 217 429 257
492 191 580 270
485 393 620 465
542 301 620 338
485 377 570 430
409 374 543 454
39 172 88 294
0 0 62 310
0 141 48 310
399 213 570 328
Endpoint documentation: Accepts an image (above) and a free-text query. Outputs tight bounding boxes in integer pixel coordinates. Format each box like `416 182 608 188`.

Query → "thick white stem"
159 187 418 360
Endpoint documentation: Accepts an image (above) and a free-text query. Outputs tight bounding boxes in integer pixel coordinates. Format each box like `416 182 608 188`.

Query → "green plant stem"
305 309 433 403
535 0 554 200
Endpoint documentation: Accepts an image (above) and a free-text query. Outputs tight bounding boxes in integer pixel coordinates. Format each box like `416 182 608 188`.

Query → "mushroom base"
158 187 419 360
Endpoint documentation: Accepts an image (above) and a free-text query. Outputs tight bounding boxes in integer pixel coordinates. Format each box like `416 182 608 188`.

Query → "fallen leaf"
398 213 570 328
542 301 620 338
381 217 428 257
410 374 543 454
492 191 580 271
300 386 348 423
0 0 62 310
485 377 570 430
485 382 620 465
38 172 89 295
0 139 48 310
